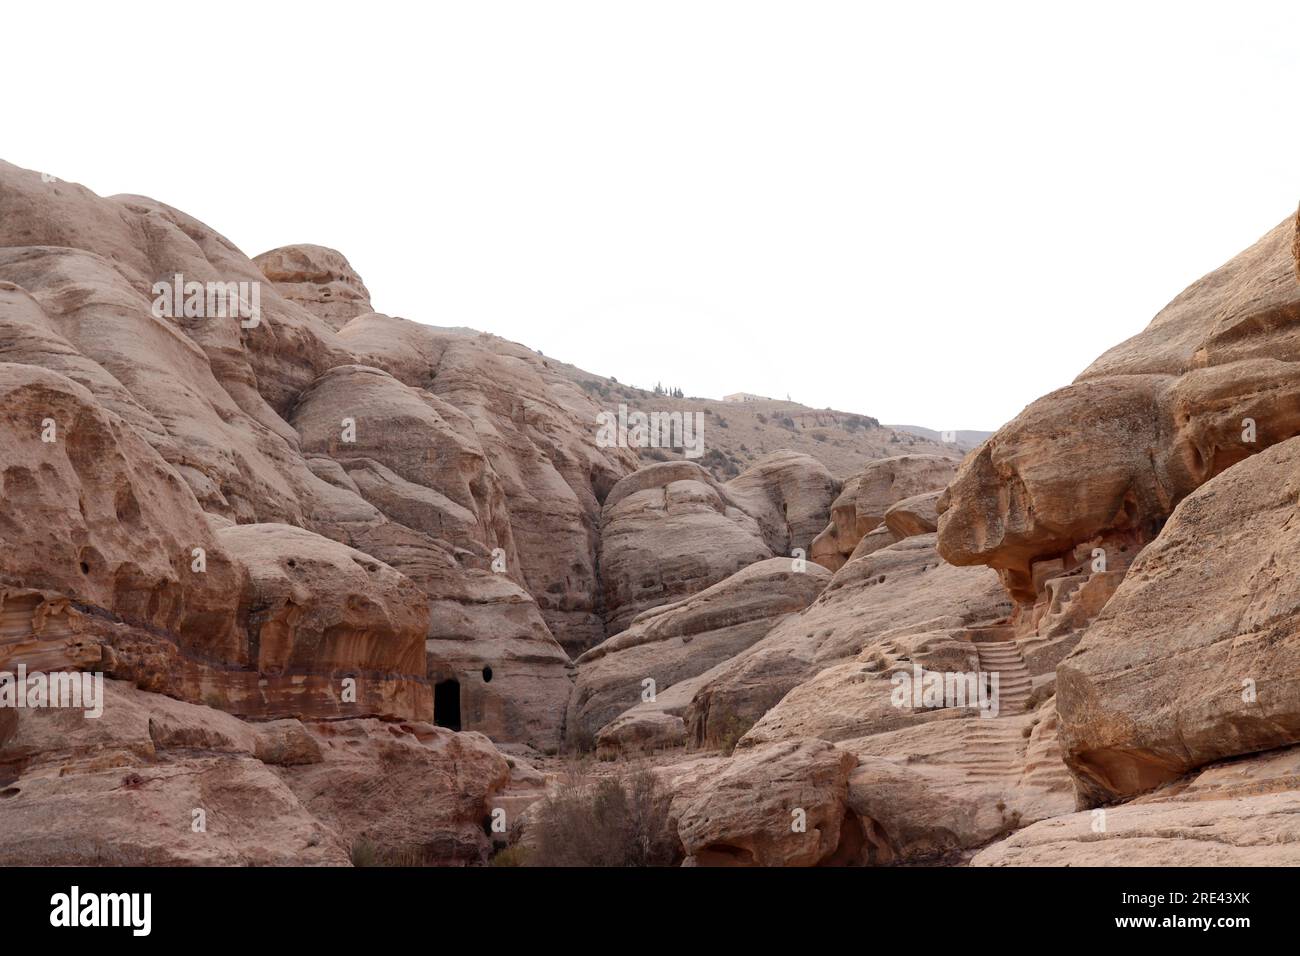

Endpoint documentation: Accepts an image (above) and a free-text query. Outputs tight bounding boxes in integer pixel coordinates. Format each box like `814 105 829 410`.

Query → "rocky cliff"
2 159 1298 866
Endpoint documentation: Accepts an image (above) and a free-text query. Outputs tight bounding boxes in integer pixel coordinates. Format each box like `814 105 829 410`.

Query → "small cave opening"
434 679 461 732
481 666 493 683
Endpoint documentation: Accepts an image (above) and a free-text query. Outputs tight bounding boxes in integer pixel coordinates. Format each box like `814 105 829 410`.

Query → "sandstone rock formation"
935 209 1300 812
666 739 858 866
974 745 1300 866
811 454 957 571
568 557 830 749
686 534 1012 749
938 212 1300 635
254 244 374 331
0 160 619 760
0 679 344 865
7 155 1300 870
722 451 839 556
598 461 774 635
340 313 639 655
0 678 517 866
1056 436 1300 802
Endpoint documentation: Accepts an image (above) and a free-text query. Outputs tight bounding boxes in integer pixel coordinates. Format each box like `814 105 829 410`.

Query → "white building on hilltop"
722 392 771 403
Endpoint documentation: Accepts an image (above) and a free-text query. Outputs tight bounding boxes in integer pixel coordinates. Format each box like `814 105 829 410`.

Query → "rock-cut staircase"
974 640 1032 716
953 720 1026 782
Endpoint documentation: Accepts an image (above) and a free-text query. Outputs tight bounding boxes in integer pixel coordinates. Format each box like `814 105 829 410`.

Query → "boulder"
667 738 857 866
884 490 942 538
974 745 1300 866
722 451 838 556
281 718 512 866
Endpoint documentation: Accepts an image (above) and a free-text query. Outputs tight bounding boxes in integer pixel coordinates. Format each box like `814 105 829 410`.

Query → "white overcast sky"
5 1 1297 431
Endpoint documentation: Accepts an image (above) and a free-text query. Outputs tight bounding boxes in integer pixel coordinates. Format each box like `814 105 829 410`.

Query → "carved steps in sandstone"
952 720 1026 782
974 640 1032 715
1017 705 1076 796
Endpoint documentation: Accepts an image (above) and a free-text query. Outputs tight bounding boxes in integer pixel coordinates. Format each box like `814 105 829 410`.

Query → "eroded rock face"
0 681 345 865
0 363 245 663
667 738 858 866
884 490 942 538
1056 436 1300 802
568 557 830 748
0 679 515 866
811 455 957 571
339 314 638 654
938 213 1300 642
423 566 572 753
599 461 774 635
722 451 839 557
0 161 586 745
214 523 432 720
974 745 1300 866
686 535 1012 748
292 363 516 569
254 244 373 331
281 718 511 866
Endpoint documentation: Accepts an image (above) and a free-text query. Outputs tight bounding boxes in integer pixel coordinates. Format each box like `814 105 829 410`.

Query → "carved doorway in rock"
434 678 461 732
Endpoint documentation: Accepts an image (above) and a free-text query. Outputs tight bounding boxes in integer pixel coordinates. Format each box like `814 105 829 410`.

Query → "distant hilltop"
886 424 993 449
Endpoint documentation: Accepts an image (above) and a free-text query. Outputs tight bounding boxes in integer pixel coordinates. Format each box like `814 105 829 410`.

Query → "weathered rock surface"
213 522 431 720
599 461 774 635
884 490 942 538
938 212 1300 643
667 738 858 866
0 680 344 865
340 313 638 654
0 162 598 748
569 557 830 747
1056 436 1300 802
254 244 374 331
722 451 838 556
811 455 957 570
281 718 511 866
423 566 572 753
974 745 1300 866
292 363 516 568
686 535 1012 748
0 362 244 667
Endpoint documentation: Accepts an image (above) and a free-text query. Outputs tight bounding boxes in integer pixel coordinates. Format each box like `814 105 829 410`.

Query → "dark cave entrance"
434 679 461 732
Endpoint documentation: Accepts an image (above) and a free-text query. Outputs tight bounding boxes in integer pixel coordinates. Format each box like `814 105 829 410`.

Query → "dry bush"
530 770 678 866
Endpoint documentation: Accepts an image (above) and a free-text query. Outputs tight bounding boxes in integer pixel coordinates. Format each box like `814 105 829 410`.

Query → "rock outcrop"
1056 436 1300 802
811 455 957 571
569 557 830 749
974 745 1300 866
254 244 374 331
598 461 774 635
0 161 615 756
938 213 1300 642
339 313 638 655
686 534 1012 749
666 739 858 866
